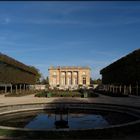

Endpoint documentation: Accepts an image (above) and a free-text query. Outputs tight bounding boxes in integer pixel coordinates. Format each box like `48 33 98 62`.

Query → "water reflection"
54 107 69 129
25 112 109 129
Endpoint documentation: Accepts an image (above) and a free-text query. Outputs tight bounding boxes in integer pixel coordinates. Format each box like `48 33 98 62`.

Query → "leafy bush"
78 88 86 94
88 92 99 97
35 89 99 98
87 89 99 97
34 91 48 97
35 91 81 97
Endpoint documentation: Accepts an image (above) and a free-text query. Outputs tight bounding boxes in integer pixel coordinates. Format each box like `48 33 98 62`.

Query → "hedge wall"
0 53 37 84
100 49 140 85
0 53 37 75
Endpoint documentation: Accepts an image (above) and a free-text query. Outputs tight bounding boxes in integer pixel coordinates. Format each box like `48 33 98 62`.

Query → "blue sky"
0 1 140 79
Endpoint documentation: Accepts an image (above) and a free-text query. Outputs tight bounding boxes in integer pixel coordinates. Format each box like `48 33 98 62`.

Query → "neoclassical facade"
49 66 91 89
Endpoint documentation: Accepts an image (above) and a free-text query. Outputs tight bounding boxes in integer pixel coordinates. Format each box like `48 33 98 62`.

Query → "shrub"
34 89 99 98
35 90 81 97
34 91 48 97
86 89 98 97
88 92 99 97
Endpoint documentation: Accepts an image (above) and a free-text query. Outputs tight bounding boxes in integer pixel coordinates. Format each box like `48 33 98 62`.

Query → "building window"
53 72 56 75
68 72 71 76
61 72 65 76
74 72 77 76
61 77 65 85
68 77 72 85
83 77 86 85
52 77 57 85
82 72 86 75
74 78 78 85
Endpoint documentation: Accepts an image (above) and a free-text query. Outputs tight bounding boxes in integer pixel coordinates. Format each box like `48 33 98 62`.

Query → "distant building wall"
49 66 91 89
30 85 46 90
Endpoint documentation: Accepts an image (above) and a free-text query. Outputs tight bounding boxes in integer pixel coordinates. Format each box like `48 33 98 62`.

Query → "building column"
129 85 132 95
113 85 114 93
77 71 79 85
65 71 67 86
59 69 61 86
71 71 73 86
124 85 126 95
136 83 138 96
60 71 61 86
79 71 81 86
5 85 7 93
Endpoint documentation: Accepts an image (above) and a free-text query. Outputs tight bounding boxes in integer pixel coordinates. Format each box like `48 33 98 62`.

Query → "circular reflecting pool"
0 109 138 130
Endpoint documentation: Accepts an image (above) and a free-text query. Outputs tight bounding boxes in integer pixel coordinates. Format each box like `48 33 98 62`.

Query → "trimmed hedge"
0 53 38 84
35 91 81 97
100 49 140 85
35 89 99 98
0 53 37 74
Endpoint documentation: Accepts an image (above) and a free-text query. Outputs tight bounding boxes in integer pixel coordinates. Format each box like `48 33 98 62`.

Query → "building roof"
49 66 91 70
0 52 37 75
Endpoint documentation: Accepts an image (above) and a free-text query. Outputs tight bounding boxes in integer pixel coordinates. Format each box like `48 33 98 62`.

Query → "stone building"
48 66 91 89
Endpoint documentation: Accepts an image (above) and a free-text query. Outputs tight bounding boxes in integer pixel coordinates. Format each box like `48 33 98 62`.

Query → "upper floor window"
68 72 71 76
61 72 65 76
53 72 57 76
74 72 78 76
82 72 86 75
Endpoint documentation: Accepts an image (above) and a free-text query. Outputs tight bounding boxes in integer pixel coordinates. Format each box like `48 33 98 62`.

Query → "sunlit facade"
49 66 90 89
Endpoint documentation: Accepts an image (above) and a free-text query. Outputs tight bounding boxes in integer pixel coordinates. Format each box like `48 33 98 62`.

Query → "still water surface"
25 113 109 129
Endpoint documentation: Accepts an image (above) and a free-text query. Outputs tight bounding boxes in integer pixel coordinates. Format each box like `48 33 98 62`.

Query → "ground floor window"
83 77 86 85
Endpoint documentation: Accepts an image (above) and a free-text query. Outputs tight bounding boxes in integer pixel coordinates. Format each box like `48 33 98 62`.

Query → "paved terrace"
0 94 140 108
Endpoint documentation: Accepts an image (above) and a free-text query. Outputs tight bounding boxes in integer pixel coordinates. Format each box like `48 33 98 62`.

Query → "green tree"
29 66 42 84
93 78 102 85
90 78 94 84
46 76 49 84
39 76 49 85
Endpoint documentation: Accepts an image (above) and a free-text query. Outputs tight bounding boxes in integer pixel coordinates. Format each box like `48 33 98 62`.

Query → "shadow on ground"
0 95 140 139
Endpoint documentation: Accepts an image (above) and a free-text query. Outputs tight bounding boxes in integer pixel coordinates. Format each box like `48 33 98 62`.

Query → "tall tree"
93 79 102 85
29 66 42 84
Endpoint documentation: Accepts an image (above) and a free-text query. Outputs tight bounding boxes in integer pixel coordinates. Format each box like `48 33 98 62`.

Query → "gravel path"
0 93 140 108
